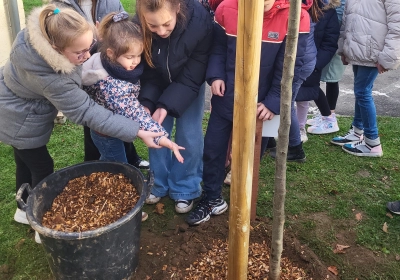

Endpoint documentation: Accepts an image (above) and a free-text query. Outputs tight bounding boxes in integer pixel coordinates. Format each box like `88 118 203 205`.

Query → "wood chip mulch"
42 172 139 232
181 239 310 279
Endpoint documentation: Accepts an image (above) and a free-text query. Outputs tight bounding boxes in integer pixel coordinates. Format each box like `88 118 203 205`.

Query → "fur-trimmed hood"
26 7 76 74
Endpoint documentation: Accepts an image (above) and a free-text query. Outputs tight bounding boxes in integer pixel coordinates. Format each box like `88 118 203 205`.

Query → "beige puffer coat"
338 0 400 70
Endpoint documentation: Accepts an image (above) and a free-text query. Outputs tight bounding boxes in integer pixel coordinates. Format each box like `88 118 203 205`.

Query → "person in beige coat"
331 0 400 157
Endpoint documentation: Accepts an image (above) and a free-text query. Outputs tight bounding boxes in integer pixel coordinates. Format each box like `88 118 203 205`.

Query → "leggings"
326 82 339 111
13 145 54 209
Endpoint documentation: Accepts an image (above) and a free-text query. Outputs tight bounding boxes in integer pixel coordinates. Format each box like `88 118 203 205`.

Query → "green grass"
22 0 136 15
258 116 400 279
1 116 400 279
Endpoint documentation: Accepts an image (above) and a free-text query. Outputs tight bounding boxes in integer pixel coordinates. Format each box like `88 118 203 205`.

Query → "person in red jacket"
186 0 317 225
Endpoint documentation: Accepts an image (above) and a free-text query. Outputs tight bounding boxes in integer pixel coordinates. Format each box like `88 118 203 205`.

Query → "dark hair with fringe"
98 12 143 62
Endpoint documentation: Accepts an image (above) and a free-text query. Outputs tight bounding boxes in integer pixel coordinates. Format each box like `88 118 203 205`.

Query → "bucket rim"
26 161 147 240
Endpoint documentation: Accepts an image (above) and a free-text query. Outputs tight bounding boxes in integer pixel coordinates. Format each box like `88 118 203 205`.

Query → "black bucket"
16 161 152 280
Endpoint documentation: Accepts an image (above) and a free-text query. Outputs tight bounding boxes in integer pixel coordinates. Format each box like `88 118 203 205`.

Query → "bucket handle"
145 170 154 198
16 183 32 211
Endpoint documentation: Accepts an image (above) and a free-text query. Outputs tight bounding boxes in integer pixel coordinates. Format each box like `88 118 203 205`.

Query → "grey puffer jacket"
338 0 400 70
0 6 139 149
52 0 123 23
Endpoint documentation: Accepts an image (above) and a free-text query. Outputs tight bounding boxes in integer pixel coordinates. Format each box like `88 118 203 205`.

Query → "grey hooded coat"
0 6 139 149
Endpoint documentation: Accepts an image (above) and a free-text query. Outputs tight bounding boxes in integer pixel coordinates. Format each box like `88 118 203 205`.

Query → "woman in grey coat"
0 4 161 228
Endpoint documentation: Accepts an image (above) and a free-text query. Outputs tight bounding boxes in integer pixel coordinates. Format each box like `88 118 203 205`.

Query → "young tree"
269 0 302 279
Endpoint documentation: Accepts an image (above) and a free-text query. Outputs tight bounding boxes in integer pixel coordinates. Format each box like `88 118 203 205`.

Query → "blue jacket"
206 0 316 118
138 0 213 118
296 1 340 101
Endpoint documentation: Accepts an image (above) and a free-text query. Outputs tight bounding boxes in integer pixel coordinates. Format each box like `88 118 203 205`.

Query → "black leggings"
13 145 54 208
314 82 340 116
326 82 339 110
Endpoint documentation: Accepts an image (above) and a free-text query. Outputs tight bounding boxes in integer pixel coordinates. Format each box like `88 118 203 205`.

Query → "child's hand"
376 63 387 74
257 103 275 121
341 54 349 65
152 108 168 125
137 130 164 148
211 80 225 96
159 137 185 163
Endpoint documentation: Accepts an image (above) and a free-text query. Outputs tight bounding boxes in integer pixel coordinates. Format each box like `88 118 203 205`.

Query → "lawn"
1 116 400 279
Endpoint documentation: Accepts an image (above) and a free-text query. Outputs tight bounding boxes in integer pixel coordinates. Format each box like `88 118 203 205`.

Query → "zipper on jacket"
166 37 172 83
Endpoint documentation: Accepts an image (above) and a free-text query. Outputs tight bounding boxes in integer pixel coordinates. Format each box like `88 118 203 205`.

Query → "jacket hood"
26 7 76 74
322 0 341 10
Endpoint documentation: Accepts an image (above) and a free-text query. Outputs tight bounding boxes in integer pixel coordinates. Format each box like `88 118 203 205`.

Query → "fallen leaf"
154 203 165 214
382 222 388 233
386 212 393 219
355 213 362 221
333 244 350 254
328 266 338 275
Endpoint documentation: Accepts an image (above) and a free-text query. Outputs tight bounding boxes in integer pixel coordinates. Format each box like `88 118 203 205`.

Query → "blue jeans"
352 65 379 140
148 84 205 200
90 130 128 163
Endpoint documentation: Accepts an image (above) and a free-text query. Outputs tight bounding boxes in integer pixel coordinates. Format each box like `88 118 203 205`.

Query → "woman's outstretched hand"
137 130 164 148
159 137 185 163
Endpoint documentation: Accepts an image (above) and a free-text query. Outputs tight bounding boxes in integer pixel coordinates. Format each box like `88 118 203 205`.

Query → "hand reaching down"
137 130 164 148
159 137 185 163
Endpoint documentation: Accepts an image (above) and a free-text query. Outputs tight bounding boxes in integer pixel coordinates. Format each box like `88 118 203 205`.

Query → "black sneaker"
386 201 400 215
269 143 306 163
186 196 228 225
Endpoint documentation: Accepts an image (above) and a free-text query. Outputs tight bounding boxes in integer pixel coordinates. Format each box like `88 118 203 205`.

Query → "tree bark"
269 0 302 279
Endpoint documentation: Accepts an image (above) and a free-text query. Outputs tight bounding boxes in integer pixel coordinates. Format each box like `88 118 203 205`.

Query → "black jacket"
138 0 213 118
296 6 339 101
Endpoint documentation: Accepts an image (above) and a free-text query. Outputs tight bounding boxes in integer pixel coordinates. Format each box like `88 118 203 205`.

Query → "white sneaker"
138 159 150 169
145 193 161 204
35 231 42 244
306 113 322 126
175 199 194 214
224 171 231 185
141 211 148 222
14 208 29 225
307 116 339 135
300 128 308 143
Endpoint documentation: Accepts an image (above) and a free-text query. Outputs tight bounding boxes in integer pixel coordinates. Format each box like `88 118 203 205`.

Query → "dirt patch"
134 213 336 279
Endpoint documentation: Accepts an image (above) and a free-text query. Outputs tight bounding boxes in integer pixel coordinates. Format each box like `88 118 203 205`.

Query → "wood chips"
183 240 309 279
42 172 139 232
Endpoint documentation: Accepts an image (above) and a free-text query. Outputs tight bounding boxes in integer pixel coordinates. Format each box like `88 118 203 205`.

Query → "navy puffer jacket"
296 1 340 101
138 0 213 118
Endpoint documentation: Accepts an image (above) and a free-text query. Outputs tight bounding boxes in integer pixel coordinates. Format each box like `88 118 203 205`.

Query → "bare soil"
134 211 337 280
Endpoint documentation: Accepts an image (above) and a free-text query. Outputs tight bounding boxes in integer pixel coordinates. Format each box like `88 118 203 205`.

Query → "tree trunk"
269 0 302 279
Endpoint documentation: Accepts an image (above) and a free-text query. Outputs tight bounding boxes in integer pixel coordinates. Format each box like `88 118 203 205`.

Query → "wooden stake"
227 0 264 278
251 119 263 221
